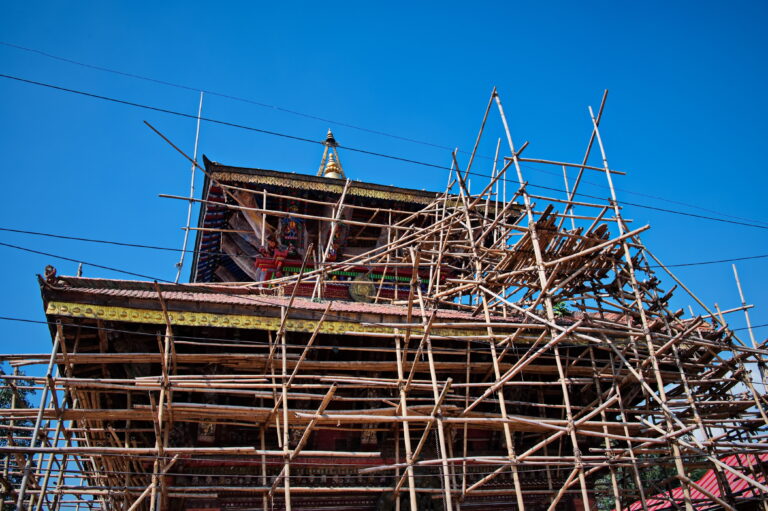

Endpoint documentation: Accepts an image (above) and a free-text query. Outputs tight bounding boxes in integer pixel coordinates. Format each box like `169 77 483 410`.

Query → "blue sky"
0 1 766 359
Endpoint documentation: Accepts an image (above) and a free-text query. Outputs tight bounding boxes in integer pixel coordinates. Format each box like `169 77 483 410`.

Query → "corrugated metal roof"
627 453 768 511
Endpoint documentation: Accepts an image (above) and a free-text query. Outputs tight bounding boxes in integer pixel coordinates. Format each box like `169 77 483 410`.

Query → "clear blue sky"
0 1 766 360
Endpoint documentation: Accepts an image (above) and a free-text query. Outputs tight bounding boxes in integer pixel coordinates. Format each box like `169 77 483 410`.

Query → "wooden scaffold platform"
0 89 766 511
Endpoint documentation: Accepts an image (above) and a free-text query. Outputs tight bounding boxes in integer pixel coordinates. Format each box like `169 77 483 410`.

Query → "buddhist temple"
2 90 766 511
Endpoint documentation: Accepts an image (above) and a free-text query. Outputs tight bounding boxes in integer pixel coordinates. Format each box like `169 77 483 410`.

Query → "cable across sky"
3 40 767 228
1 225 767 268
1 72 768 232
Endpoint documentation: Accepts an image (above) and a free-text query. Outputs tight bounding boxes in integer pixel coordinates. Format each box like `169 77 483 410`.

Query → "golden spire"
316 129 346 179
323 153 343 179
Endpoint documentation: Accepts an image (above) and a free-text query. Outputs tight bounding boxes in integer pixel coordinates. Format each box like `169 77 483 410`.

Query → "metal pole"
175 91 204 283
732 264 766 388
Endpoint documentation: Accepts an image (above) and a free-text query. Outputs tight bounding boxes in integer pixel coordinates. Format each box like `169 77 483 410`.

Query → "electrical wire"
1 448 762 477
0 314 525 356
0 71 764 356
518 160 768 227
0 238 764 359
0 72 447 171
0 240 491 342
0 241 162 281
0 460 755 487
2 225 767 268
1 72 767 231
0 41 456 153
649 253 768 269
2 311 763 364
3 40 766 229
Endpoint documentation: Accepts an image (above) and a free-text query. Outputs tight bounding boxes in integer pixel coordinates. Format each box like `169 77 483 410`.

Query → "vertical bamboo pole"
2 368 19 494
536 389 555 501
50 402 80 511
261 189 268 245
461 341 470 496
393 328 418 510
588 104 694 511
281 307 292 511
561 166 576 231
586 346 620 511
494 89 592 509
493 138 501 244
462 87 496 180
16 324 61 511
732 264 766 388
731 265 757 349
560 89 608 222
420 317 454 508
395 422 401 511
33 411 64 511
261 426 268 511
175 90 204 283
149 328 171 511
607 351 649 511
449 153 527 508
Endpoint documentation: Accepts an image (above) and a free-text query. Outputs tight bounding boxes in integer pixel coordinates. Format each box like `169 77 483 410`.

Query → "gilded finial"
323 154 343 179
317 129 345 179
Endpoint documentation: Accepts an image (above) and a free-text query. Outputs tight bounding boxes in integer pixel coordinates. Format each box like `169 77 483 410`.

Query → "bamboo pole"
16 324 61 511
0 91 765 511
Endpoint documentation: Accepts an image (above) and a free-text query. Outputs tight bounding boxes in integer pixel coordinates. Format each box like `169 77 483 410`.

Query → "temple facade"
19 113 767 511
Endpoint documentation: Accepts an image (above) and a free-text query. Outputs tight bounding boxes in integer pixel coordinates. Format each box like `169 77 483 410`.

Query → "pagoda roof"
201 155 444 205
39 275 559 340
191 156 463 284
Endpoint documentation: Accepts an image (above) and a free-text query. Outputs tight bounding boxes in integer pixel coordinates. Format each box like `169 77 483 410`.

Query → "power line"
649 254 768 268
0 72 448 172
0 226 185 253
4 41 766 228
0 240 535 346
0 314 531 356
1 71 768 231
0 238 766 356
0 240 382 329
0 40 456 153
610 200 768 230
3 238 765 360
1 311 764 358
0 241 162 281
2 225 768 268
519 161 768 227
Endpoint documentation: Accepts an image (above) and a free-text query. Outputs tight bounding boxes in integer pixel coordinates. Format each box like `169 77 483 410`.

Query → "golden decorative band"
45 301 529 340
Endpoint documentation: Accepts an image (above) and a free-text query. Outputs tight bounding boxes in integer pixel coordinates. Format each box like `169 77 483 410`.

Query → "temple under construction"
1 89 766 511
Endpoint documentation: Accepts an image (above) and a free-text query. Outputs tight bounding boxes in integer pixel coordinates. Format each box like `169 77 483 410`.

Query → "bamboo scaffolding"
0 90 764 511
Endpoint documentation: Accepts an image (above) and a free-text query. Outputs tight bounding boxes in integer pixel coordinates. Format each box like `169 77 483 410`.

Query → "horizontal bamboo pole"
0 446 380 457
514 157 626 175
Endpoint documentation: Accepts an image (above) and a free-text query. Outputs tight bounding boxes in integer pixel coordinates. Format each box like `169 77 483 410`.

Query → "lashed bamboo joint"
1 90 766 511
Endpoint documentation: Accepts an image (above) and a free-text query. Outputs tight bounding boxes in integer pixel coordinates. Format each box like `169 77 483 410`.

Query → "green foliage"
0 365 35 508
595 462 677 511
553 302 571 317
0 369 32 407
0 366 34 441
594 452 709 510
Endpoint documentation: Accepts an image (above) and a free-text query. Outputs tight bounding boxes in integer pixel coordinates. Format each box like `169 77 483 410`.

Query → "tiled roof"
202 156 444 204
43 276 523 323
190 157 520 284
